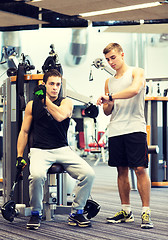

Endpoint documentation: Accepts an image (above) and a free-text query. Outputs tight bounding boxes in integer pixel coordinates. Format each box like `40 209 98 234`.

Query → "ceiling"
28 0 168 20
0 0 168 33
0 10 46 28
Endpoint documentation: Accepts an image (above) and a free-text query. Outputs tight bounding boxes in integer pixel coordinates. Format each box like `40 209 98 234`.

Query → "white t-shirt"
108 67 146 137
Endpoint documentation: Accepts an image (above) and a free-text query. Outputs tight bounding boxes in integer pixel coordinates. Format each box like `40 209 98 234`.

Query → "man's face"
45 76 62 100
105 49 124 71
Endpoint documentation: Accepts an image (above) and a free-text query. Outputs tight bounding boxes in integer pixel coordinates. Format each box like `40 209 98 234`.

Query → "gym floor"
0 160 167 240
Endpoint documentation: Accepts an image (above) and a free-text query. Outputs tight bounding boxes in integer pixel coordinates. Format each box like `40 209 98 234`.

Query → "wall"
145 34 168 79
19 27 133 98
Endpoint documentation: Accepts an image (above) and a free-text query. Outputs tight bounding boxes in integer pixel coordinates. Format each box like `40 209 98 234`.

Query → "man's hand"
97 94 112 106
33 85 46 100
16 157 27 170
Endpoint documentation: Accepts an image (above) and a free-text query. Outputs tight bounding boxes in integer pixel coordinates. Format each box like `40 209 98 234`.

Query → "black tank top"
31 96 70 149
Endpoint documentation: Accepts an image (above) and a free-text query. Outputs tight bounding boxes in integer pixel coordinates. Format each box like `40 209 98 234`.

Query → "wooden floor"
0 161 168 240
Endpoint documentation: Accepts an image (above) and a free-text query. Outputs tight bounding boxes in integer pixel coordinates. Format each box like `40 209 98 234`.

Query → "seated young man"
16 69 95 229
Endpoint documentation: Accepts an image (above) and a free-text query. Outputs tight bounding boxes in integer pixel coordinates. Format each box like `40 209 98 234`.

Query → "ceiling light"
80 2 163 17
29 0 42 2
14 0 42 2
140 19 144 24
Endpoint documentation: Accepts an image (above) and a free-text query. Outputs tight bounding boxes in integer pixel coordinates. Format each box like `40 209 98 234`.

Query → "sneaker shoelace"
142 212 150 222
114 210 127 217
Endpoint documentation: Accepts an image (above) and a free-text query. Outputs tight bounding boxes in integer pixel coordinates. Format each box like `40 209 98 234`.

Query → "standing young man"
17 69 95 229
97 43 153 229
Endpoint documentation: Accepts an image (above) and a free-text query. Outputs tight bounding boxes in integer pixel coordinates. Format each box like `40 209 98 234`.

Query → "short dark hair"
103 43 123 55
43 69 62 83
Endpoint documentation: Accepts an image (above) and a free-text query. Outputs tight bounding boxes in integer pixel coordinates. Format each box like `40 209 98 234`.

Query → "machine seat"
47 163 65 174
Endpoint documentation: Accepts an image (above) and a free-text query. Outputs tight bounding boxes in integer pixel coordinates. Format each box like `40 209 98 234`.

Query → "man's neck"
115 63 129 79
46 94 58 102
51 97 58 102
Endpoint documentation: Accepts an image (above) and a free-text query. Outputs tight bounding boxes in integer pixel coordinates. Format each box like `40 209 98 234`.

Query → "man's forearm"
103 103 114 116
45 97 73 122
17 131 28 157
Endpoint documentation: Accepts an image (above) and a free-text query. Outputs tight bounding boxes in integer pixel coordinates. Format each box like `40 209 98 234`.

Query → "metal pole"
163 101 167 181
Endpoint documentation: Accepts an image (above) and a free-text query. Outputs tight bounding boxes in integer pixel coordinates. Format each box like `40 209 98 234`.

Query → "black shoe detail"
107 210 134 223
68 214 91 227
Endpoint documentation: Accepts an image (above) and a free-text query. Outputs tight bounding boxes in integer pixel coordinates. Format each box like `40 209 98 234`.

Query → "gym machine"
1 79 98 222
2 73 42 207
1 45 64 207
145 78 168 187
0 42 101 222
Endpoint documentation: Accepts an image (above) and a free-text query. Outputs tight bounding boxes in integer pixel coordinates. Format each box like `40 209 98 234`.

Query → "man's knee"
88 168 95 181
134 166 147 177
117 166 129 177
80 168 95 183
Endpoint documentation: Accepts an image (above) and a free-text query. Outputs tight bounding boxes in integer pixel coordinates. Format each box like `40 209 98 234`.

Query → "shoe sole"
68 221 91 228
27 225 39 230
27 223 40 230
141 224 153 229
107 218 134 223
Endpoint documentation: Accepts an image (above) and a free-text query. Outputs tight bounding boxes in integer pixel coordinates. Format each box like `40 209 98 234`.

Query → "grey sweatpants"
28 146 95 214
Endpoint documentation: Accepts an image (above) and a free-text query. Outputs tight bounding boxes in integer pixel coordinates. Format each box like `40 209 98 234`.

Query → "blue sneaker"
68 210 91 227
27 211 41 230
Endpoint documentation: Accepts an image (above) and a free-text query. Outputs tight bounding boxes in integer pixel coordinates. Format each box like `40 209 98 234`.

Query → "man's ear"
121 52 124 57
42 82 45 85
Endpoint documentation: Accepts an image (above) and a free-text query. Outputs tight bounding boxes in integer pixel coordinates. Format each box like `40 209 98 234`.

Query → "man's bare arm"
111 68 145 99
97 68 145 112
45 97 73 122
17 101 33 157
97 78 114 116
